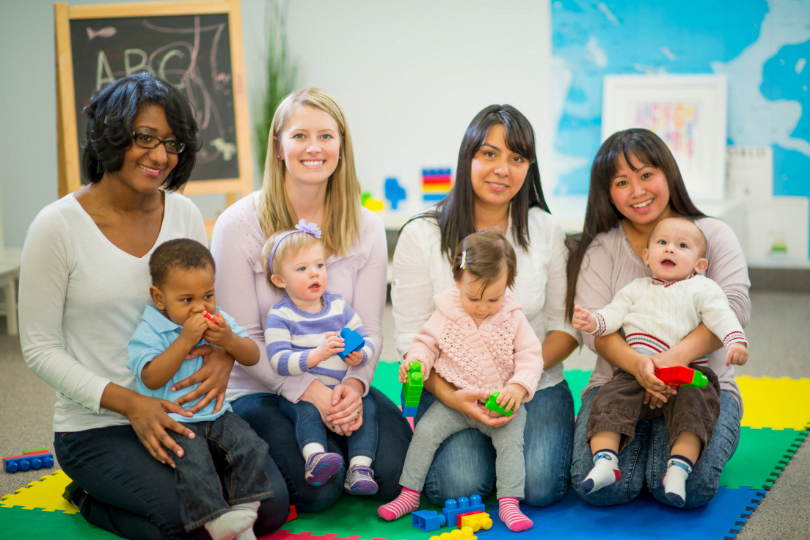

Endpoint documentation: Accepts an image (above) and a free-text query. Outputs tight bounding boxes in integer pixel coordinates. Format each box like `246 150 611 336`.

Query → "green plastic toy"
401 363 423 417
484 391 513 417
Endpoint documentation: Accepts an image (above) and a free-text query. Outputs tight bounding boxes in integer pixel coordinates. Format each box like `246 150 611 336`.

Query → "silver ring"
355 410 361 418
332 425 339 430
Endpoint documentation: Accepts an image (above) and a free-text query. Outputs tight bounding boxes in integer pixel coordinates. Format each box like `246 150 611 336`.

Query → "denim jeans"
54 424 290 540
277 393 378 461
571 386 741 508
231 386 412 512
167 412 273 531
416 379 575 507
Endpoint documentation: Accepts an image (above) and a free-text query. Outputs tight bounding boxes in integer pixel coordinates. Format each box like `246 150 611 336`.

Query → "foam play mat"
1 368 806 540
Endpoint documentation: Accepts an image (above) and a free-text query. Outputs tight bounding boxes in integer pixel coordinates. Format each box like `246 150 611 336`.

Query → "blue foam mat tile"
478 486 764 540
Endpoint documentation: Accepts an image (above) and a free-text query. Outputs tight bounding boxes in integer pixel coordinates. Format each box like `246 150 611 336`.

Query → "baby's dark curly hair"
81 71 201 190
150 239 215 288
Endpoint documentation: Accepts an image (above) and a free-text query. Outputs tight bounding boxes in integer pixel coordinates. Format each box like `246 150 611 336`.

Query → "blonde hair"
261 229 324 293
257 88 362 258
451 231 517 293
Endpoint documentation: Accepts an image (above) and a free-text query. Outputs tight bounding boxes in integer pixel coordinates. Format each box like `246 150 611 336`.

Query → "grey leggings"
400 400 527 499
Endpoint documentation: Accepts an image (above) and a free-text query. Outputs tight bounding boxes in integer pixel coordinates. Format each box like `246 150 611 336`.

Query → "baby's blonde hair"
261 229 323 293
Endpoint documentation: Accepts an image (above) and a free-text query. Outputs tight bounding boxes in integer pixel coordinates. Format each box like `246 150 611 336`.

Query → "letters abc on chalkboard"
69 14 239 182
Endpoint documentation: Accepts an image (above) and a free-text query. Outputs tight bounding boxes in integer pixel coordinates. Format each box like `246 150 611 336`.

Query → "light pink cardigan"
211 193 388 403
407 288 544 401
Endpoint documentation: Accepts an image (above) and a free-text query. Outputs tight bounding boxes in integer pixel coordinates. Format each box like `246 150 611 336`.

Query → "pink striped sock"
498 497 533 532
377 487 421 521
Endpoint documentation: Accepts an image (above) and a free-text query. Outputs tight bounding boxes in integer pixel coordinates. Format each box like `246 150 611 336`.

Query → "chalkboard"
55 1 253 199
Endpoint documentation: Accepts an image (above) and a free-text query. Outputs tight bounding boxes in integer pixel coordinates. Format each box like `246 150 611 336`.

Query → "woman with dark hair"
567 128 749 508
392 104 579 507
19 71 289 539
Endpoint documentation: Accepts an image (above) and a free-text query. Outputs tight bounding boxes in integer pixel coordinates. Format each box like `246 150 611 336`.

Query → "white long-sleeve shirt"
587 275 748 364
392 207 578 392
19 192 208 432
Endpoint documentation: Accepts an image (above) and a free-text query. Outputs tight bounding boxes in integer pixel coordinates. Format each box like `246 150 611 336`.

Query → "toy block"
401 362 423 417
442 494 484 526
337 328 365 361
401 390 419 417
655 366 708 388
361 192 384 212
286 505 297 522
203 311 215 322
3 451 54 473
22 448 48 454
384 178 407 210
412 509 447 532
459 511 492 531
429 527 477 540
484 391 513 417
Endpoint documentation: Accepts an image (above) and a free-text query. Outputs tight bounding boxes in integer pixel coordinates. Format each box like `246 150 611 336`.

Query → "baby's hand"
398 360 426 383
311 332 344 366
726 342 748 366
344 350 364 367
180 312 208 347
572 305 597 333
202 311 231 346
497 384 528 414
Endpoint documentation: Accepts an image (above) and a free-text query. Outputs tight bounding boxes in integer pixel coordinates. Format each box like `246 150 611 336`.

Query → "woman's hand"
172 344 235 414
124 393 195 468
452 388 513 427
632 353 671 404
327 380 365 435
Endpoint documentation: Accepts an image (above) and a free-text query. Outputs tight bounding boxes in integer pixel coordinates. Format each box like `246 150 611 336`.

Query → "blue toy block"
337 328 365 361
412 509 447 532
384 178 407 210
3 451 54 473
400 390 418 417
441 494 484 526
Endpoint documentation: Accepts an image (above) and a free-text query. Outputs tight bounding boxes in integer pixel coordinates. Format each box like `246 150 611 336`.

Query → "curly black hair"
80 71 201 190
150 239 215 288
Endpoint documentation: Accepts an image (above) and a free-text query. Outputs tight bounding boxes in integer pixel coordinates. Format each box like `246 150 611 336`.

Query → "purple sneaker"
304 452 344 486
343 465 378 495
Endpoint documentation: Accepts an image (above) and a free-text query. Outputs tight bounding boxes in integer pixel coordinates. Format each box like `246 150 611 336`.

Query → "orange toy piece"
458 511 493 531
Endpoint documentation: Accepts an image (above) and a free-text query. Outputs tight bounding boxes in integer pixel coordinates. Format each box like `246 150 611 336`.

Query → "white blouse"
391 207 579 392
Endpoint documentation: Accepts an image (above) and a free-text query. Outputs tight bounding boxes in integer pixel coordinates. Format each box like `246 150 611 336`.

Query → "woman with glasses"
19 72 290 539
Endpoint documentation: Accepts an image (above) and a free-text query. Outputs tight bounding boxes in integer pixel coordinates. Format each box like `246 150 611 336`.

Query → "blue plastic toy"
412 509 447 532
384 177 407 210
337 328 365 361
442 494 485 526
3 450 54 473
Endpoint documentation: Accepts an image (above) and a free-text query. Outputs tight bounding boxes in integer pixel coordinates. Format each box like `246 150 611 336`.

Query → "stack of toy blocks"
401 362 423 417
422 169 452 203
3 449 54 474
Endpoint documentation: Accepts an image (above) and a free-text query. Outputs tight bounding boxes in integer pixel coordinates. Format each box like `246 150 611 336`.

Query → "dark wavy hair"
564 128 706 319
80 71 201 190
405 104 550 263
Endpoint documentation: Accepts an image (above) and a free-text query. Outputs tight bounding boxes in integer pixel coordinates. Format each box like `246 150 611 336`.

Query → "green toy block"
402 363 423 406
484 391 513 417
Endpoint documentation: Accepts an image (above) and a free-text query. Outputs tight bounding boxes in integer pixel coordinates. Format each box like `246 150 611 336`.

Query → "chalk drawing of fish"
87 27 117 40
210 138 237 161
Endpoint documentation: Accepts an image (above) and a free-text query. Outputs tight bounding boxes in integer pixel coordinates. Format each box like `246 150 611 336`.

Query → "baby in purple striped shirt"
261 220 379 496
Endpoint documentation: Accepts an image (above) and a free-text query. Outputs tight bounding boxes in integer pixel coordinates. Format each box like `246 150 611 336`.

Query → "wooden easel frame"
54 0 253 204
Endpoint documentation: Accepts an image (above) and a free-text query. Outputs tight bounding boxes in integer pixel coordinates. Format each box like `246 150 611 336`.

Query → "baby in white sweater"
572 217 748 507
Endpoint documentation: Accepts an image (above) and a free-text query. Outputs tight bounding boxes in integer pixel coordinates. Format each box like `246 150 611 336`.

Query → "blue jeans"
571 386 741 508
231 387 412 512
415 379 575 507
54 424 289 540
277 393 378 461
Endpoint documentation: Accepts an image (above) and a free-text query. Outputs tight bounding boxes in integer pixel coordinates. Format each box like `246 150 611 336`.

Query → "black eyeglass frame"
131 131 186 154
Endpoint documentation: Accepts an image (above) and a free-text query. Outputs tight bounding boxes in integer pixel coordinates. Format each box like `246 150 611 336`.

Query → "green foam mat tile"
564 369 593 416
0 505 117 539
371 360 401 403
720 426 808 489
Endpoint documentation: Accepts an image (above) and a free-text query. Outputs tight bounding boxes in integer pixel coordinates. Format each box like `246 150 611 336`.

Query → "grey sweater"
574 218 750 415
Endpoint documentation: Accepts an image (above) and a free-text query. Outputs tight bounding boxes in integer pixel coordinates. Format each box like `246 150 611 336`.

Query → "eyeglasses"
132 132 186 154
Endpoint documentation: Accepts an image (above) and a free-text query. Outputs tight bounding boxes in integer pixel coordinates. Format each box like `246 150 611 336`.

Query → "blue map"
551 0 810 212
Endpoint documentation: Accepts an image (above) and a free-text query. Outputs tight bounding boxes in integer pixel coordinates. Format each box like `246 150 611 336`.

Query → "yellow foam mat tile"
1 469 78 514
738 376 810 430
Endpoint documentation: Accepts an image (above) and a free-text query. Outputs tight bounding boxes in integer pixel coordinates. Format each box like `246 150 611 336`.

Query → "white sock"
204 505 257 540
348 456 372 468
663 455 693 507
302 443 326 461
580 449 621 495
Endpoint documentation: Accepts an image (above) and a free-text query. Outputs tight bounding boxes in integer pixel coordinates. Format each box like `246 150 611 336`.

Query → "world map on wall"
550 0 810 204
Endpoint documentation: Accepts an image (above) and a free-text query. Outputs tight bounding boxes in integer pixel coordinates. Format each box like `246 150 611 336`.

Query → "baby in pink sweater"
378 231 543 533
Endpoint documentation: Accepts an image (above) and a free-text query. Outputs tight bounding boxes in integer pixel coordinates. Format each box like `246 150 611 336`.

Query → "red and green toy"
654 366 708 388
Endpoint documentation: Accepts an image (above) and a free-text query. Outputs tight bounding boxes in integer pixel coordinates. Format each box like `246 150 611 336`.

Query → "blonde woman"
211 88 412 512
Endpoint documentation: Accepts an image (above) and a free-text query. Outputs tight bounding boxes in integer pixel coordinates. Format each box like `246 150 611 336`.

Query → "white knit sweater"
586 275 747 365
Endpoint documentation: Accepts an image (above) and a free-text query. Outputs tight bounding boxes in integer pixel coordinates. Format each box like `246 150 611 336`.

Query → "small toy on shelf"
384 177 407 210
3 449 54 473
483 391 513 417
442 494 485 526
654 366 708 388
412 509 447 532
401 362 423 417
361 192 384 212
336 328 365 361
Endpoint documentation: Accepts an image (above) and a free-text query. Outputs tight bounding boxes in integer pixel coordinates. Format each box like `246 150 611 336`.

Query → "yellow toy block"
430 526 477 540
0 469 79 514
460 511 493 531
737 376 810 430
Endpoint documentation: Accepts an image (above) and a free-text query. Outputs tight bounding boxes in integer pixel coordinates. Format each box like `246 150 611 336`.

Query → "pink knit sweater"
407 288 544 401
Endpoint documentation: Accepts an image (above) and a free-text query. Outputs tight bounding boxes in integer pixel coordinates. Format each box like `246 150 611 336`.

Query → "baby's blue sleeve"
126 323 169 384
